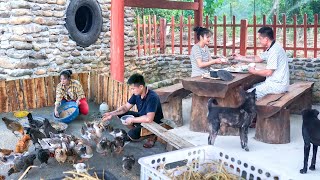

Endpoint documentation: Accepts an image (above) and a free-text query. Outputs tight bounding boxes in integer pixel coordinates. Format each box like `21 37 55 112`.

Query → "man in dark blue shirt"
102 73 163 148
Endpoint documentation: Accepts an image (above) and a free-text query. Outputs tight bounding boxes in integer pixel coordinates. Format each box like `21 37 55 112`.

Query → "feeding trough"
54 101 79 124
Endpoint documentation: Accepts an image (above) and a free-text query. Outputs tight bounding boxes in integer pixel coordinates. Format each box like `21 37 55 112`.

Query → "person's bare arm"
248 67 274 77
126 112 155 125
233 53 263 63
196 58 222 68
102 102 133 121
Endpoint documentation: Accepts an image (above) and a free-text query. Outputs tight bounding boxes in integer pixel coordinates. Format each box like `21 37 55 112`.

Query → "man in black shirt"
102 73 163 148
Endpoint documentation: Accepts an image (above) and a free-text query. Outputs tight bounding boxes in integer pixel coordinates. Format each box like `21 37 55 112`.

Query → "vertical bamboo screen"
136 14 320 58
0 72 132 113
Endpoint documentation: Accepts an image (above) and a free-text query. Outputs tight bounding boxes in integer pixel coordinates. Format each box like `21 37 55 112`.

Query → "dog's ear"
251 88 256 94
312 109 319 116
208 98 218 108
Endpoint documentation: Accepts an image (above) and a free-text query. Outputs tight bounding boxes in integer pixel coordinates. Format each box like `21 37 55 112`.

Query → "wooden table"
182 73 265 134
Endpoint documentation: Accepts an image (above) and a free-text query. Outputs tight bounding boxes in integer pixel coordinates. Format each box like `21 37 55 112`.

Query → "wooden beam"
124 0 199 10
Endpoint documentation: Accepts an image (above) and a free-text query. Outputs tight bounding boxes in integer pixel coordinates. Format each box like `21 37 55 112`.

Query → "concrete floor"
169 97 320 180
0 102 166 180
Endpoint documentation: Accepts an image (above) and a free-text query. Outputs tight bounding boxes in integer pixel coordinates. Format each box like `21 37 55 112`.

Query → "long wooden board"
15 80 25 110
103 75 109 103
6 80 18 112
35 77 47 108
45 76 54 106
23 79 36 109
141 122 194 149
0 81 8 113
107 76 113 110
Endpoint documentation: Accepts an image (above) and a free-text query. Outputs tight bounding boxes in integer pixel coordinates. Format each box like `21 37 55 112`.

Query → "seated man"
102 73 164 148
233 26 289 99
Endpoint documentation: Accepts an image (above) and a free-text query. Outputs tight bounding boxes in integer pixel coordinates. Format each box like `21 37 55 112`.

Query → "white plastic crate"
138 145 292 180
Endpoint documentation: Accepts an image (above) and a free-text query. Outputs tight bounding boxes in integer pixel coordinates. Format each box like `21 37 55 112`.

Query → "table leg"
190 94 240 135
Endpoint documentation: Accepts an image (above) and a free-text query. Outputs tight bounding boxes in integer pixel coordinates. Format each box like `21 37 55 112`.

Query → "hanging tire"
65 0 102 47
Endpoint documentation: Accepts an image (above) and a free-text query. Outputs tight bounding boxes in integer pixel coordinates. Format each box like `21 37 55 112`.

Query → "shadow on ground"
0 102 166 180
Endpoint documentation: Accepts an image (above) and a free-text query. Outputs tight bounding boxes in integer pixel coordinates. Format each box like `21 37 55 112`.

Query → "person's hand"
248 66 255 74
102 112 113 122
212 58 222 64
123 117 134 126
76 99 81 106
54 109 59 118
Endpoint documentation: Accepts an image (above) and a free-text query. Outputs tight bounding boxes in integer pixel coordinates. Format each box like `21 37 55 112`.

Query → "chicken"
114 137 125 154
0 154 22 166
54 147 67 164
0 148 13 156
74 142 93 162
93 122 104 139
38 138 62 151
43 119 62 137
2 117 24 137
37 149 50 167
110 128 129 141
73 163 87 173
15 134 31 153
0 175 4 180
122 155 135 172
8 154 36 176
80 125 93 141
96 137 114 155
27 113 43 129
25 127 46 149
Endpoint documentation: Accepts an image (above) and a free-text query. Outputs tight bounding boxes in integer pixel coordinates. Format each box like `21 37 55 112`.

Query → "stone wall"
0 0 136 80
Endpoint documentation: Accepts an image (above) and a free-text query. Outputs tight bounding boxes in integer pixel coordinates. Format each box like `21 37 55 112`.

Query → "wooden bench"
141 121 195 151
154 83 191 127
255 81 314 144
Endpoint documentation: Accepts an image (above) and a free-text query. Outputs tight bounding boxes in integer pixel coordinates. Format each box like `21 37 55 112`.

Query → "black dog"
207 89 256 151
300 108 320 174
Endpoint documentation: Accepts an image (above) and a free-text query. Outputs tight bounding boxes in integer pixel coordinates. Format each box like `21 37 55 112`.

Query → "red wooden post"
180 15 183 54
154 15 157 54
111 0 124 82
282 14 286 51
273 14 277 39
148 15 152 55
205 15 209 28
304 14 308 58
293 15 297 57
223 15 227 56
188 16 191 55
159 18 167 54
143 16 147 55
240 19 248 56
214 16 217 55
253 15 257 55
194 0 203 43
263 15 266 25
171 16 175 54
232 16 235 54
137 16 141 56
314 14 318 58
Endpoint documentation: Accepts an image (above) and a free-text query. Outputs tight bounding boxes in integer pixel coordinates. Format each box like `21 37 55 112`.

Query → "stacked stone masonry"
0 0 136 80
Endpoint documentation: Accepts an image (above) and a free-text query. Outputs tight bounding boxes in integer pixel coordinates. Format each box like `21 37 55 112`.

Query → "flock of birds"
0 112 136 178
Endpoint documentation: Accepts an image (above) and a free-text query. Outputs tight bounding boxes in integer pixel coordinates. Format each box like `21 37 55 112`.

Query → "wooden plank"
143 16 146 56
223 15 227 56
304 14 308 58
35 77 46 108
97 74 104 104
253 15 257 55
159 18 166 54
71 73 79 81
282 14 286 51
179 15 183 54
78 73 88 98
124 0 199 10
6 81 18 112
108 77 114 111
148 15 152 55
23 79 36 109
0 81 8 113
273 14 277 39
171 16 174 54
45 76 54 106
113 80 119 110
140 123 173 137
137 16 140 56
122 83 128 105
232 15 236 54
90 71 98 102
188 16 191 55
214 16 217 55
154 83 191 103
314 14 318 58
53 75 60 100
257 82 314 118
103 75 109 103
141 122 194 149
15 80 25 110
240 19 248 56
153 15 157 54
293 15 297 57
118 82 123 108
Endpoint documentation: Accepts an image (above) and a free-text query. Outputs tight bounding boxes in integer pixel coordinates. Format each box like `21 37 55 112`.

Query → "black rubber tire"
65 0 102 47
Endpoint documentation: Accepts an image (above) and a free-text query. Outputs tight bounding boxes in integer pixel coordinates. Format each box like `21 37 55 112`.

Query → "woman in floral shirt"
54 70 89 117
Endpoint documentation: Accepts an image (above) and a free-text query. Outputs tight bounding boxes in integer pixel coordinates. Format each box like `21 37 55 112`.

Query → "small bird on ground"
0 154 22 166
7 154 36 176
2 117 24 137
73 163 87 173
27 113 43 129
43 119 62 137
25 127 46 149
0 148 13 156
96 137 114 155
122 155 135 172
37 149 50 167
54 147 67 164
15 134 31 153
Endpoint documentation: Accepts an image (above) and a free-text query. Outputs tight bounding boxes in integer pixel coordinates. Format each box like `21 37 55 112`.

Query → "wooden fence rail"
136 14 320 58
0 72 132 113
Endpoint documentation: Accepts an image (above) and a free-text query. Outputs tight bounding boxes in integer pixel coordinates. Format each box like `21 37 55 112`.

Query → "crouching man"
102 73 164 148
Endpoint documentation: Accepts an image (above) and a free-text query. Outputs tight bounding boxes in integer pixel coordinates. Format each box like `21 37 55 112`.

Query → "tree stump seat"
154 83 191 127
255 81 314 144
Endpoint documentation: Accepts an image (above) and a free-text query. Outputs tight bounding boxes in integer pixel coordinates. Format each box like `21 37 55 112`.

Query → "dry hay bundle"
164 160 243 180
62 170 102 180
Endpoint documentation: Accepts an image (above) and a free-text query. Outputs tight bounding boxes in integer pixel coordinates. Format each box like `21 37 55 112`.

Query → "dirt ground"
0 102 167 180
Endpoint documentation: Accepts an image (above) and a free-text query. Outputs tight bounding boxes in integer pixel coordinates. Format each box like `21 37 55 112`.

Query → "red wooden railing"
136 14 320 58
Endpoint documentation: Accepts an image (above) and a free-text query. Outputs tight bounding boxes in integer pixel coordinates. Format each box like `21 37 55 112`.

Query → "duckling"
110 128 129 141
96 137 114 156
114 137 128 154
122 155 135 172
54 147 67 164
74 142 93 162
73 163 87 173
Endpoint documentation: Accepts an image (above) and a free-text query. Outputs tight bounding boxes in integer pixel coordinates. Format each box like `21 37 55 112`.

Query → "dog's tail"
208 98 218 109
